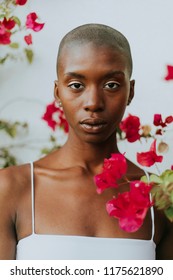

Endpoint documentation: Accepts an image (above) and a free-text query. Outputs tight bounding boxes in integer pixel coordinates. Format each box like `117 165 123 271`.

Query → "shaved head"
56 23 133 77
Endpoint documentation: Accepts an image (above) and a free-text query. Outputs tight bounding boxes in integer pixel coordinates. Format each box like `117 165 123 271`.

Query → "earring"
55 100 62 108
58 101 62 107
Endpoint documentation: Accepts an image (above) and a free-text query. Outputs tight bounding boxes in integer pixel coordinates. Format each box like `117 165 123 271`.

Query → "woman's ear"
127 79 135 105
54 80 59 100
54 80 63 107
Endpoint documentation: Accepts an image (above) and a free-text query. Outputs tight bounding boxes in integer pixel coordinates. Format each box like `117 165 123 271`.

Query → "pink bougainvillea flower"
16 0 28 5
42 101 69 132
24 34 32 45
153 114 173 128
103 153 127 179
130 181 152 208
106 181 152 232
137 139 163 167
42 102 58 130
94 172 118 194
3 18 16 30
0 23 11 44
120 114 141 142
26 12 44 32
164 65 173 81
58 114 69 133
153 114 166 127
171 165 173 170
94 153 127 194
165 115 173 124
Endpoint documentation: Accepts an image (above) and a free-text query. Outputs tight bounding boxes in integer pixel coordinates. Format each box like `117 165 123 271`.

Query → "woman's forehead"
58 42 128 73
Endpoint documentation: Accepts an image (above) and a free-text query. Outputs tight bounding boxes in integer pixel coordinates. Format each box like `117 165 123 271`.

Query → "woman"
0 23 172 259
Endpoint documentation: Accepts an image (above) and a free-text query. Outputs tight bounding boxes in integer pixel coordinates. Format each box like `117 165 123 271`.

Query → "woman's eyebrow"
64 70 125 80
64 72 86 79
103 71 125 79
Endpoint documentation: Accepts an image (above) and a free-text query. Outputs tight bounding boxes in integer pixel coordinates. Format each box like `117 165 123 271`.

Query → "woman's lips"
80 118 107 133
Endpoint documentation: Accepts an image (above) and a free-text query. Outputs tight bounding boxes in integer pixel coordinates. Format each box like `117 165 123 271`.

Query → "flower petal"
3 18 16 30
120 114 141 142
16 0 28 5
24 34 32 45
42 101 68 132
106 190 151 233
26 12 44 32
137 140 163 167
164 65 173 81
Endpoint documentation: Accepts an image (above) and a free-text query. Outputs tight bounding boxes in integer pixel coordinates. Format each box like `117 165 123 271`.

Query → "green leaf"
116 126 124 139
164 206 173 222
24 48 34 64
170 191 173 204
5 126 17 138
9 42 19 49
140 175 148 183
0 14 5 20
0 148 17 168
0 55 8 64
12 16 21 27
150 174 162 184
50 135 56 142
41 148 52 155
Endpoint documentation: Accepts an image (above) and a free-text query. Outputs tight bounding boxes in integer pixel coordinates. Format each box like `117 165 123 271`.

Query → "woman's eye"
68 83 84 89
104 82 119 89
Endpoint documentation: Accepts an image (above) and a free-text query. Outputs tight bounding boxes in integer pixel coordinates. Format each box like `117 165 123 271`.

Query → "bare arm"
0 169 17 259
156 219 173 260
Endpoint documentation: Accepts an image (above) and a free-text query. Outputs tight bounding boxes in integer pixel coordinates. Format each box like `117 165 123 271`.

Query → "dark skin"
0 42 172 259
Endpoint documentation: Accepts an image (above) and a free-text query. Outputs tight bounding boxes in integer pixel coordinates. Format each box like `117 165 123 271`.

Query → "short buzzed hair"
57 23 133 77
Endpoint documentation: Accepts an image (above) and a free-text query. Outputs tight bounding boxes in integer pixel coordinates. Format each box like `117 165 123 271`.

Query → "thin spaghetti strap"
143 169 155 241
30 162 35 234
150 202 155 241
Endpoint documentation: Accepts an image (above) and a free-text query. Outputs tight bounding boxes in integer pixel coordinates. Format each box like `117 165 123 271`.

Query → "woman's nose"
83 87 105 112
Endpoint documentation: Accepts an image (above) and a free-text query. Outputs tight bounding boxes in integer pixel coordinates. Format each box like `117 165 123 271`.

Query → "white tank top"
16 162 156 260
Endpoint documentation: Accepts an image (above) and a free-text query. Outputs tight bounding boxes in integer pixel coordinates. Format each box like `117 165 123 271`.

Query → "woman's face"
55 42 135 144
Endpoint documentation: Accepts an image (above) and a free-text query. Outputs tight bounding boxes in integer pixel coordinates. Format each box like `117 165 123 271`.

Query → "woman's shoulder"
125 158 145 180
0 163 31 201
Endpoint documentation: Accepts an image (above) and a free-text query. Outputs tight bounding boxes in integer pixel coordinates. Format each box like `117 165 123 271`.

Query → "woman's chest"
17 170 157 242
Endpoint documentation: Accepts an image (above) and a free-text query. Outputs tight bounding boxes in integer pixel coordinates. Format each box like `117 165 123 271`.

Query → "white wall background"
0 0 173 172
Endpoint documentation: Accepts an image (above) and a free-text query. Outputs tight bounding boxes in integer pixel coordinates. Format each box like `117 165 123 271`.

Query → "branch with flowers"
42 64 173 233
0 99 63 168
94 64 173 232
0 0 44 64
42 102 173 232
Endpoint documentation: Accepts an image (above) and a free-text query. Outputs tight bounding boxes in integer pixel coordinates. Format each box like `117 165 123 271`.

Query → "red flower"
137 139 163 167
155 129 163 135
94 172 118 194
26 12 44 32
103 153 127 179
171 165 173 170
24 34 32 45
94 153 127 194
130 181 152 208
165 115 173 124
164 65 173 81
3 18 16 30
106 181 152 232
59 114 69 133
120 114 141 142
16 0 28 5
0 23 11 44
153 114 166 127
42 101 69 132
153 114 173 127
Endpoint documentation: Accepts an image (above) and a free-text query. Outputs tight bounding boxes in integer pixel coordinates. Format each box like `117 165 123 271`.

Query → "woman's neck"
60 132 120 174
